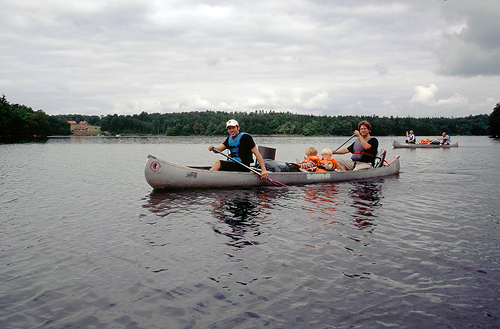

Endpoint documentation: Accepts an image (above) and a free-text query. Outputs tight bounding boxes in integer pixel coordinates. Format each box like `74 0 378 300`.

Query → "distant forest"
2 94 500 142
94 111 491 137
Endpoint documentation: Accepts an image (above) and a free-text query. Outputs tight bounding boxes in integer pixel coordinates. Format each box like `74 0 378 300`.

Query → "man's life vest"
228 132 248 163
351 137 375 161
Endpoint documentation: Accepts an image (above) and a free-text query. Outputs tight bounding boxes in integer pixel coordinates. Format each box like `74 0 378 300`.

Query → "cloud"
436 93 468 106
0 0 499 117
410 83 469 107
408 82 480 118
438 0 500 76
410 84 439 106
374 64 389 75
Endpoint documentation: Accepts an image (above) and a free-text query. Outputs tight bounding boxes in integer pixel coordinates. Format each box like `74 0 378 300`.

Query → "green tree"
48 116 71 135
489 103 500 138
0 95 52 142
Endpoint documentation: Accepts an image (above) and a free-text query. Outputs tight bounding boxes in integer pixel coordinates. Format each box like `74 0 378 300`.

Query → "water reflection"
346 181 383 246
295 181 384 256
141 189 187 222
141 181 384 257
209 188 292 249
302 184 340 223
142 187 289 250
299 181 382 233
210 191 263 249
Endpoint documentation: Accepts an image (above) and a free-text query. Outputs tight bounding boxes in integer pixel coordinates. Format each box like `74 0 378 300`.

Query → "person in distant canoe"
406 130 416 143
208 119 269 180
439 132 451 145
332 120 378 171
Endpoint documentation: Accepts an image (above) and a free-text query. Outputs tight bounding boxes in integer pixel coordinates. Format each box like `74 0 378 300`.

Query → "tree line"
0 95 100 142
1 94 499 142
1 95 53 142
97 110 491 137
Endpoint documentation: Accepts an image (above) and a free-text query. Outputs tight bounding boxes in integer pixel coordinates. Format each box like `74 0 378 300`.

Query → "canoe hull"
145 155 400 189
393 141 458 148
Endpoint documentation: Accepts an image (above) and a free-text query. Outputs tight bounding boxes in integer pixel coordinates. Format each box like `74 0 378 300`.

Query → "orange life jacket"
315 158 338 172
300 155 321 170
303 155 321 164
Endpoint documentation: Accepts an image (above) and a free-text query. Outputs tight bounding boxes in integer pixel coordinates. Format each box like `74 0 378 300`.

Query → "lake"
1 135 499 328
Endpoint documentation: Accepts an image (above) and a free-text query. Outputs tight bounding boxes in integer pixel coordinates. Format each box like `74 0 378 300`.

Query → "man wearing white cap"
208 119 269 180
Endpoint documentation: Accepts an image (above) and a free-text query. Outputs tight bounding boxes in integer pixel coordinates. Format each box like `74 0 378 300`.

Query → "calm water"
1 136 499 329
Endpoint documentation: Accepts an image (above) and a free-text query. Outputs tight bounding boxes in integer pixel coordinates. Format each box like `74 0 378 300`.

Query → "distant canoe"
145 155 400 189
393 141 458 149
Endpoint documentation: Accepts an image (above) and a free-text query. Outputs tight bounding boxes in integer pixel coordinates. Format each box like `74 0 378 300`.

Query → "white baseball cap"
226 119 239 127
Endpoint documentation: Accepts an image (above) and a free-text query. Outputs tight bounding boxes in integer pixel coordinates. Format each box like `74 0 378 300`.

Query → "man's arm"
208 143 226 152
251 146 269 179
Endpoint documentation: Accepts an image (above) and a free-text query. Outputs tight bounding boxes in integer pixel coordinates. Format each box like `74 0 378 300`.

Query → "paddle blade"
268 178 287 187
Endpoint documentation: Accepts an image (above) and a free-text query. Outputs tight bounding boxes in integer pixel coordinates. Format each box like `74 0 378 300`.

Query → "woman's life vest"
351 137 375 162
228 132 248 163
316 158 338 172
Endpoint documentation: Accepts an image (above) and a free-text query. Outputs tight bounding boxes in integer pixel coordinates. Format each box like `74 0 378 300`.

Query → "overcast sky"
1 0 499 117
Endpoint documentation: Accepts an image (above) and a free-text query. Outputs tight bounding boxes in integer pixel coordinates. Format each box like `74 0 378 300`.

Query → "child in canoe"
315 148 340 172
298 147 321 170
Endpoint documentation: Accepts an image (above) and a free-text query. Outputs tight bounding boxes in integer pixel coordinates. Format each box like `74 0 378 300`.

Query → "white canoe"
145 154 400 189
393 141 458 148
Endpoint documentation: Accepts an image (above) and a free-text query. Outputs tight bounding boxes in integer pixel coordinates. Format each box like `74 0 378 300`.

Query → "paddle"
211 148 287 187
335 134 356 151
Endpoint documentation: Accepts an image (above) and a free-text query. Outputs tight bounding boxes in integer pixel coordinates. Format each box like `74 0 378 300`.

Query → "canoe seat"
374 149 386 168
258 146 276 160
255 145 276 167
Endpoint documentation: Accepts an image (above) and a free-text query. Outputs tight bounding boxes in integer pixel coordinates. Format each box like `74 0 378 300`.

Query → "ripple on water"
1 137 500 328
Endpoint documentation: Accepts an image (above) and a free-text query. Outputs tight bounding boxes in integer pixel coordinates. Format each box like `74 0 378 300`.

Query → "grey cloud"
374 64 388 75
439 0 500 76
0 0 498 117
